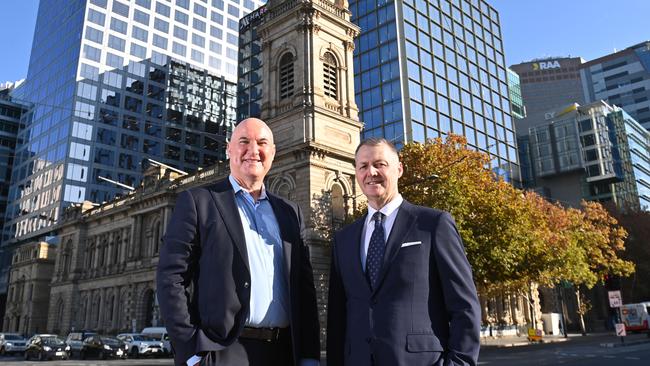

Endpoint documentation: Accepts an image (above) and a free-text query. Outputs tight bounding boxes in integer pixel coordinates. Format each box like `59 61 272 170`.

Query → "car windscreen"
100 337 121 345
4 334 24 340
132 335 155 341
43 337 66 346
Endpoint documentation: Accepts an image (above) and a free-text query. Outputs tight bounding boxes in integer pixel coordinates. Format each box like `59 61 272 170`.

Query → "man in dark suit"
327 138 481 366
157 118 320 366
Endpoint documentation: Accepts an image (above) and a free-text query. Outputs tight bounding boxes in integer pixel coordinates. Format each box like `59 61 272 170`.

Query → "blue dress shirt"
229 175 290 328
188 177 319 366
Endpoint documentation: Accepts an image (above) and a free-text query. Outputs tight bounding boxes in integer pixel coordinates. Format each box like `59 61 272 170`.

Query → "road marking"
603 355 616 358
625 357 641 360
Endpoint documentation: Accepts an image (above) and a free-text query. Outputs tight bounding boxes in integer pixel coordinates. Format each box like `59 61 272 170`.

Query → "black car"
24 335 69 361
65 330 97 357
79 336 127 360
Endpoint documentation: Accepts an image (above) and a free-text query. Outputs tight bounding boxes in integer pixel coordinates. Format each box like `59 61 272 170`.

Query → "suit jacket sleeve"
433 212 481 366
156 190 201 364
325 235 346 366
296 204 321 360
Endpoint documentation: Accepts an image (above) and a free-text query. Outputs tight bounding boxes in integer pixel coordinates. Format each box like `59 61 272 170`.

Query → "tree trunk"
575 288 587 336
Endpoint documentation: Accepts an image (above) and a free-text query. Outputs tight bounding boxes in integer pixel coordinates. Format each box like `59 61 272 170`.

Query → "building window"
154 17 169 32
112 1 130 18
279 53 294 100
134 9 150 25
155 2 170 17
110 17 127 34
323 52 338 99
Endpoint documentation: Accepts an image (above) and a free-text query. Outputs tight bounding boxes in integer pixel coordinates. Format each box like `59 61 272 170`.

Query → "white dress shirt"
360 194 403 271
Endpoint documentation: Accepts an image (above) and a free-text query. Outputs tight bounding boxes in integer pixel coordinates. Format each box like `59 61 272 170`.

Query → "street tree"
398 135 635 332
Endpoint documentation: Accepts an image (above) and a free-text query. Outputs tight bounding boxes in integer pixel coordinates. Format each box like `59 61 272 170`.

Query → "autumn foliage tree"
398 135 634 304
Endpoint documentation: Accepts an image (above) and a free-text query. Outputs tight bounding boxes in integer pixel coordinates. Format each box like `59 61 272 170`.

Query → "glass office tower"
0 87 25 243
350 0 518 180
0 0 264 299
581 41 650 131
4 0 263 240
524 101 649 210
237 5 266 121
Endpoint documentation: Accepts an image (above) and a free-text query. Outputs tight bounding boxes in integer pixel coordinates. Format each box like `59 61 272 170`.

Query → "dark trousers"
199 328 293 366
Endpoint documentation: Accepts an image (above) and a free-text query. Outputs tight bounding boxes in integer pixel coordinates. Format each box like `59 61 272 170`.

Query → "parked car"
24 335 69 361
0 333 27 355
141 327 172 356
79 335 127 360
117 333 165 358
65 330 97 357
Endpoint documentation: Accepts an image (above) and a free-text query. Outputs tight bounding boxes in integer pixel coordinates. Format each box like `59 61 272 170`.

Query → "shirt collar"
366 194 403 224
228 175 268 200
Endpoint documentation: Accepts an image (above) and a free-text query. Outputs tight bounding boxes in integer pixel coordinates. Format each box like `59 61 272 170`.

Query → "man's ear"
398 162 404 178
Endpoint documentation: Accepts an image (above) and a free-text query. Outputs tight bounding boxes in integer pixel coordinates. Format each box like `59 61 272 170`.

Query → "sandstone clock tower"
256 0 363 336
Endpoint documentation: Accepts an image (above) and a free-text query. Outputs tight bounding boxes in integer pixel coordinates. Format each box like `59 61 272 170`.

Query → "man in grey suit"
157 118 320 366
327 138 481 366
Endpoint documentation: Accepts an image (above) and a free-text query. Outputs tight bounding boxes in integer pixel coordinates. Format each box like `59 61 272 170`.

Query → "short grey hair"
355 138 398 155
354 138 399 166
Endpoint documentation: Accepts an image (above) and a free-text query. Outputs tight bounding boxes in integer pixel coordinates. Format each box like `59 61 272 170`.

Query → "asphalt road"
2 335 649 365
479 334 650 366
0 355 174 365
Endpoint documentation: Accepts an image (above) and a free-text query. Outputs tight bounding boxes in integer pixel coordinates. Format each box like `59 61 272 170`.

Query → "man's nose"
369 166 379 175
249 141 260 154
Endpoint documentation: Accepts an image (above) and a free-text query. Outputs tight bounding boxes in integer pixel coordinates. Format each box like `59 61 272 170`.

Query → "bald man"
157 118 320 366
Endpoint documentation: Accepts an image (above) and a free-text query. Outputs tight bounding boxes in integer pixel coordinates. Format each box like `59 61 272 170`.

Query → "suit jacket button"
244 282 250 288
366 337 372 343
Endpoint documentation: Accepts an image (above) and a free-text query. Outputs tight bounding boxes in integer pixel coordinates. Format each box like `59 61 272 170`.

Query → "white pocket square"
401 241 422 247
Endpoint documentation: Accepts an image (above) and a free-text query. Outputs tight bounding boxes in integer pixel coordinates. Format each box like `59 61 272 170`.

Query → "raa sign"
533 60 561 70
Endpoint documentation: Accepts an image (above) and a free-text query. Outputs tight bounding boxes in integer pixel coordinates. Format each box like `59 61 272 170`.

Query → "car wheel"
39 351 47 361
24 351 30 360
0 346 5 356
130 347 139 358
99 351 106 360
80 350 86 360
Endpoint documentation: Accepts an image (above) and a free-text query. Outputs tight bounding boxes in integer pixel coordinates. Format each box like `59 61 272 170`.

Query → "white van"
621 302 650 332
140 327 172 356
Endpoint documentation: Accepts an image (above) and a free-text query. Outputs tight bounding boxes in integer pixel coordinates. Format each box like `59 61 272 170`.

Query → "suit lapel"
342 218 372 294
267 194 292 286
209 180 250 273
351 219 368 286
374 201 417 292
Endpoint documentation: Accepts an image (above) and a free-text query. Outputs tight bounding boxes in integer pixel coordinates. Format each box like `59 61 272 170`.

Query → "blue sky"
0 1 38 83
0 1 649 83
493 0 650 65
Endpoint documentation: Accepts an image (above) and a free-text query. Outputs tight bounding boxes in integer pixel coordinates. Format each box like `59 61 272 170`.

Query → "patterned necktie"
366 211 385 290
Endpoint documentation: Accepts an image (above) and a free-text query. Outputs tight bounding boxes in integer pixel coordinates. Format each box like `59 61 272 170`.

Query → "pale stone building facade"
46 165 226 334
3 241 57 334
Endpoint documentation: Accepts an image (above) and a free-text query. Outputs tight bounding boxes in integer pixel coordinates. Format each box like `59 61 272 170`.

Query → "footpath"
480 331 650 348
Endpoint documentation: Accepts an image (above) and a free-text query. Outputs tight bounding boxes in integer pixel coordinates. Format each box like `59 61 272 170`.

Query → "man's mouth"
366 180 382 186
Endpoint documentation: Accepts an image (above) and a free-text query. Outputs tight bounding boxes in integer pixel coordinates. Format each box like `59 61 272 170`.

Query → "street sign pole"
608 290 625 344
